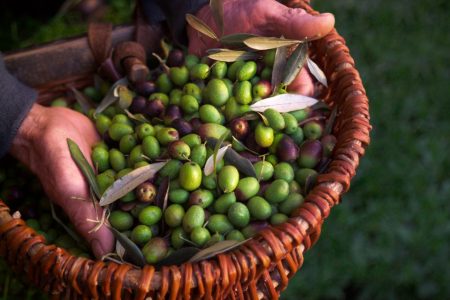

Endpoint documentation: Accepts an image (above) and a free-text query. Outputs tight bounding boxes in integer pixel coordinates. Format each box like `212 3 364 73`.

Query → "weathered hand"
188 0 334 95
10 103 114 258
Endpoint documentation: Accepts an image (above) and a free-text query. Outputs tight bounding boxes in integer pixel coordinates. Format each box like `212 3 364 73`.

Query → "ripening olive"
179 162 202 191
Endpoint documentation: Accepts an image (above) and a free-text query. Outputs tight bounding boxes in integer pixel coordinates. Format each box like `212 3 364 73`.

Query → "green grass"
1 0 450 299
283 0 450 299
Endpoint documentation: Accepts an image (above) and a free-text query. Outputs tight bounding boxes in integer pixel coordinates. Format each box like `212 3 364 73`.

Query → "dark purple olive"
166 49 185 67
245 133 265 154
321 134 337 157
239 151 261 163
298 140 323 169
172 118 193 136
119 201 137 212
146 99 165 118
102 131 117 148
276 136 299 162
164 105 182 125
229 118 249 140
129 96 147 114
190 117 202 132
134 81 157 97
258 182 270 197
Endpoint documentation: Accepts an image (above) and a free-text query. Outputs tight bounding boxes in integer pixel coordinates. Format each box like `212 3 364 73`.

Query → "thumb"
267 4 335 41
68 201 115 258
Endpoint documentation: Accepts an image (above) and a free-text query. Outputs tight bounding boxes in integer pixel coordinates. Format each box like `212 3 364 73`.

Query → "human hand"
187 0 334 96
10 103 114 258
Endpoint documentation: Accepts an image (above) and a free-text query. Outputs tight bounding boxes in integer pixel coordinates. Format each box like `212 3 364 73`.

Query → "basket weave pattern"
0 1 370 299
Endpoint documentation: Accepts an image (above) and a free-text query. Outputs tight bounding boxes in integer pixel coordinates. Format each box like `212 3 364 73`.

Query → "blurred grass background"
1 0 449 299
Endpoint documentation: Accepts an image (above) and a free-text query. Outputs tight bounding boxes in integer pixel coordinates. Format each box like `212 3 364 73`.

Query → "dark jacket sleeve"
0 53 37 157
141 0 209 45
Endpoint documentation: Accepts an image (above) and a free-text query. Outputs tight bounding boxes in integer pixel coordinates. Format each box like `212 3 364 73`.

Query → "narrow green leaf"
186 14 219 41
282 42 309 86
189 239 250 263
307 57 328 87
249 93 319 113
50 202 86 247
94 78 128 116
325 106 338 135
156 247 200 267
67 138 101 199
110 227 146 267
220 33 258 46
207 138 257 177
124 109 150 124
204 145 231 176
271 44 288 89
69 87 94 114
208 49 260 62
244 36 301 50
210 0 224 35
99 161 168 206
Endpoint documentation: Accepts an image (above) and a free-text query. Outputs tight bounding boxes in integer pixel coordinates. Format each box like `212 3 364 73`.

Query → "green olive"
131 225 152 246
185 54 200 69
182 205 205 232
169 189 190 204
265 179 290 203
227 202 250 228
199 104 222 124
279 193 304 215
149 92 169 106
213 192 237 214
211 61 227 79
142 237 168 264
247 196 272 220
159 159 183 180
183 83 202 102
283 113 299 135
92 146 110 173
169 66 189 86
171 227 188 249
136 123 155 140
236 61 257 81
190 227 211 247
207 214 234 234
109 211 134 231
227 61 245 81
169 89 183 106
234 81 252 105
119 134 138 154
273 162 295 182
225 230 245 242
164 204 185 228
128 145 145 167
255 123 274 148
109 149 126 172
263 49 276 67
156 73 173 94
142 135 161 160
180 95 199 114
270 213 289 225
190 144 207 167
156 127 179 145
95 114 111 135
181 133 202 148
188 189 214 208
206 79 230 107
179 162 202 191
138 206 162 226
108 123 134 141
235 177 260 201
190 63 210 80
218 165 240 193
264 108 285 131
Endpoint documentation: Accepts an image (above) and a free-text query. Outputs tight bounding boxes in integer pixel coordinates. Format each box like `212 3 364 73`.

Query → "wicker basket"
0 0 371 299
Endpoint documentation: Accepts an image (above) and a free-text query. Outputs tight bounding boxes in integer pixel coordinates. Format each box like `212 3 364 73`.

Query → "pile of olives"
3 47 336 265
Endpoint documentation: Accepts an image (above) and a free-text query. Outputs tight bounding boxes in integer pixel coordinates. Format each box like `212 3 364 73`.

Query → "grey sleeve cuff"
0 53 37 157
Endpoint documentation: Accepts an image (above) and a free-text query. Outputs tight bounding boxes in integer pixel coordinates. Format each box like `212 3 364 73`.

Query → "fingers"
267 2 335 41
67 200 115 258
287 67 315 96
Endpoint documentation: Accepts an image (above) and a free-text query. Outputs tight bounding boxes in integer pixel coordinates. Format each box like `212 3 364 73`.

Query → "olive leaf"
242 111 269 126
110 227 145 267
220 33 258 47
189 239 250 263
116 240 126 260
271 44 288 89
282 42 309 86
208 49 260 62
67 138 101 199
210 0 224 35
160 38 172 59
307 57 328 87
155 247 201 267
249 93 319 113
186 14 219 41
207 138 257 177
124 109 150 124
95 78 128 116
50 201 86 247
204 145 232 176
69 87 94 114
325 106 338 135
152 53 170 73
99 161 168 206
155 177 170 211
243 36 301 50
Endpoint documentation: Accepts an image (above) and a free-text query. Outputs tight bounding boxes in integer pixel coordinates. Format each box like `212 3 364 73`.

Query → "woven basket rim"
0 0 371 298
